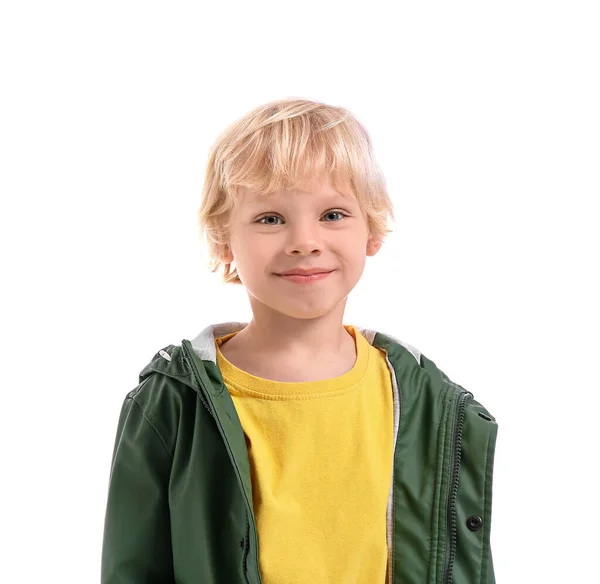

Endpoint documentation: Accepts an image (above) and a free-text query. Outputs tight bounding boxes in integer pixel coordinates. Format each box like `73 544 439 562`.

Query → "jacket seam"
127 377 151 399
427 383 450 582
391 362 401 583
150 363 191 378
129 396 174 461
479 424 492 584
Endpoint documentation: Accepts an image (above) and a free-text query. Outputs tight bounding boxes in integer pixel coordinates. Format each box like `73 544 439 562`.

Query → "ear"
221 245 234 264
366 233 382 257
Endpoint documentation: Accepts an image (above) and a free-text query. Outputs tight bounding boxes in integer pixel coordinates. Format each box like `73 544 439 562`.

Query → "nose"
284 219 324 256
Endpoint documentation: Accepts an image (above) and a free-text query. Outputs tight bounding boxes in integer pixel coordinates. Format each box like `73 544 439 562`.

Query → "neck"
235 306 352 358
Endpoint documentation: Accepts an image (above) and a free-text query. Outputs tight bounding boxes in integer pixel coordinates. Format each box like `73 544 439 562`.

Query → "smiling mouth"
276 271 334 283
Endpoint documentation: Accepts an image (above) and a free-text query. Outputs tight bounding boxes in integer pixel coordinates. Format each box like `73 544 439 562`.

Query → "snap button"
467 515 483 531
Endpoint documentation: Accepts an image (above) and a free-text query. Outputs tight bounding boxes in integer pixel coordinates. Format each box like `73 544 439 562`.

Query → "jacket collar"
139 321 422 387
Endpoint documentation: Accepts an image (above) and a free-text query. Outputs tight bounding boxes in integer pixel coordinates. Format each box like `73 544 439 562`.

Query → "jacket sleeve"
101 394 175 583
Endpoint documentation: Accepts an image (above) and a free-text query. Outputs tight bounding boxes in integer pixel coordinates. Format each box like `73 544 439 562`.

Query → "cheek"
233 237 272 268
338 237 366 256
245 239 271 259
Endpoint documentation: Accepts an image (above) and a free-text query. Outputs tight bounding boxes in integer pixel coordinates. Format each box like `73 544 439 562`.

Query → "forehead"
237 175 355 205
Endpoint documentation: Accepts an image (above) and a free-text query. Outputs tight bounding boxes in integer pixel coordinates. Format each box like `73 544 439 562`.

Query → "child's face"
222 172 382 320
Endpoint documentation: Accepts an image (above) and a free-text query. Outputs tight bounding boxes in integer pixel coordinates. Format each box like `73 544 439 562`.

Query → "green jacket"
101 322 498 583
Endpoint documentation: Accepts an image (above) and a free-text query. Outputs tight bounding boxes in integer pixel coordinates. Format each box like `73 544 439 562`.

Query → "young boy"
101 98 498 583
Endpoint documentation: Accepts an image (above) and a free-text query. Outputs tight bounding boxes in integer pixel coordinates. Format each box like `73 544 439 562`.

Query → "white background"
1 1 598 582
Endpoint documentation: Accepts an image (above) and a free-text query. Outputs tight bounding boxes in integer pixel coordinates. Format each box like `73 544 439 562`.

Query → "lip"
277 270 334 284
277 268 333 276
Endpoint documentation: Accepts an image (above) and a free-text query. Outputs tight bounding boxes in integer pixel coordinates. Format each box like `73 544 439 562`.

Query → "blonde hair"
197 97 395 285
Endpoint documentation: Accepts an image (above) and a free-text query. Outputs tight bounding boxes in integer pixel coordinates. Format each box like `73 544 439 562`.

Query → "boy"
101 98 498 583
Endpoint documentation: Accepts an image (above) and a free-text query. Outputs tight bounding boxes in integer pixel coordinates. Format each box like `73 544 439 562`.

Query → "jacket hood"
138 321 422 389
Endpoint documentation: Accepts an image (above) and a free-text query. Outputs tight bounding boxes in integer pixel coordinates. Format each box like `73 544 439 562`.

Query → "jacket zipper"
442 390 472 583
181 343 261 584
242 517 251 584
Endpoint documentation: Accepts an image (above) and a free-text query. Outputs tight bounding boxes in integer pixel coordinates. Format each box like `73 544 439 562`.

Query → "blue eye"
257 215 283 225
257 210 348 225
323 210 346 222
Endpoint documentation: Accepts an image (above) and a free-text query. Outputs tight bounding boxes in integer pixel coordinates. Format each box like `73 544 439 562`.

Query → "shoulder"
358 327 449 390
363 326 491 408
119 342 200 452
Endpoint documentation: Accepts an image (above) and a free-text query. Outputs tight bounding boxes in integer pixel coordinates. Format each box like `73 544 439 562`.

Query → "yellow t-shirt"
215 324 394 584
